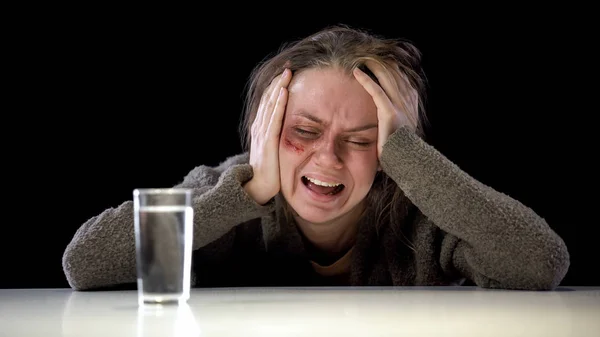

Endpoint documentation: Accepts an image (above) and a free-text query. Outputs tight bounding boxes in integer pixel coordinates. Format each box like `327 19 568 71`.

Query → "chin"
290 204 344 224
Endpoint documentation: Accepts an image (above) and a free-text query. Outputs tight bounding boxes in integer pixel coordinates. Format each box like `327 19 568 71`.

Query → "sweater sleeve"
62 154 275 290
379 127 570 290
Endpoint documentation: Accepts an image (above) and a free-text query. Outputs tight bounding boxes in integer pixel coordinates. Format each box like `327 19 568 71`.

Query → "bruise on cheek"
284 136 304 154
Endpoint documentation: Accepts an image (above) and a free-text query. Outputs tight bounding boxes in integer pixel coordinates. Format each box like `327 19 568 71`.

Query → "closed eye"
294 127 373 148
348 141 372 147
294 128 318 136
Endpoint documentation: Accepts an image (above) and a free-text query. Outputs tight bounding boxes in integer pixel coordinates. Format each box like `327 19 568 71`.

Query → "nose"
313 138 343 170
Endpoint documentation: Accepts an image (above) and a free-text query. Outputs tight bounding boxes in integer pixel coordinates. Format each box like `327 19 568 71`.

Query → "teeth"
305 176 341 187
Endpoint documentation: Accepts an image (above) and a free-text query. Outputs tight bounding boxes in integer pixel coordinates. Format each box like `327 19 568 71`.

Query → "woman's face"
278 67 380 224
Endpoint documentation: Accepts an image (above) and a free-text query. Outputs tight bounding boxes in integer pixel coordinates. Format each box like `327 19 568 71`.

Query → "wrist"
243 179 273 205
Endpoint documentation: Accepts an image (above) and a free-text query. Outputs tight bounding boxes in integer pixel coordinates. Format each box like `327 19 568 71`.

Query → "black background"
4 8 596 289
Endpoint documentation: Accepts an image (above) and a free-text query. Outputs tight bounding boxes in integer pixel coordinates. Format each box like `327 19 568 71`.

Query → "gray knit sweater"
62 127 570 290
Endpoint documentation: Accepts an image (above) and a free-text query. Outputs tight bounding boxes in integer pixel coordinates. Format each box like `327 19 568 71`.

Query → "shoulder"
177 152 250 189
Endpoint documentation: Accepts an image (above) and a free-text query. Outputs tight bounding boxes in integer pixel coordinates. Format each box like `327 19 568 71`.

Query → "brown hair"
239 24 428 247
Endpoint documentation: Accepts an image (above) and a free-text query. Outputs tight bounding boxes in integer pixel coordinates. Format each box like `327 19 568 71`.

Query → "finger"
363 60 403 109
386 62 411 102
364 60 417 128
353 67 396 119
267 87 288 141
386 62 412 92
386 62 419 125
253 73 283 133
261 68 291 131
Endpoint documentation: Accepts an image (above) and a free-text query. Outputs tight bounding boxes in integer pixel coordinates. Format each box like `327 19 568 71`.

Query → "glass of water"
133 188 193 305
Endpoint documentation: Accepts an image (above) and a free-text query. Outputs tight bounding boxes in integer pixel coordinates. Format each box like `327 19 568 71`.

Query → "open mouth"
301 176 345 196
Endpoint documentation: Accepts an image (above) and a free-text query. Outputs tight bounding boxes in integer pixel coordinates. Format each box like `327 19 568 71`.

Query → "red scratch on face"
284 137 304 154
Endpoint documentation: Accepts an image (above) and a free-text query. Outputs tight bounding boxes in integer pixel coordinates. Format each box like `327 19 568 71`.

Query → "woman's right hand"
244 68 292 205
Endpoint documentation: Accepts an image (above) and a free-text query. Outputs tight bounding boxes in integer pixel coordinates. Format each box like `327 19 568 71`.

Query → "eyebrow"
294 111 378 133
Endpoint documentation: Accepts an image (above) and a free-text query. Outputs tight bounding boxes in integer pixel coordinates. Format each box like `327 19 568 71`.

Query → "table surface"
1 286 599 337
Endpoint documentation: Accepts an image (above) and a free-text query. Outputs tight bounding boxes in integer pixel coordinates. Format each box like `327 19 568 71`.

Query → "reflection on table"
1 287 599 336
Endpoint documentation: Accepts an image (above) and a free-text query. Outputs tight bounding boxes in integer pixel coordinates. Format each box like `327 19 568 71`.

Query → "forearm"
188 163 276 250
62 162 274 291
62 201 138 290
380 127 570 289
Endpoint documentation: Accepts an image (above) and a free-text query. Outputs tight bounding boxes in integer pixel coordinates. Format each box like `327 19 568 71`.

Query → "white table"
1 287 599 336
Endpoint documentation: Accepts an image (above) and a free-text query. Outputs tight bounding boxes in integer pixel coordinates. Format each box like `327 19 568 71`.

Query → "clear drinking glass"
133 188 193 305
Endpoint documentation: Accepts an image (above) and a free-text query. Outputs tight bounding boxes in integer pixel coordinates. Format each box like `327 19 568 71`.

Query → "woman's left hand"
353 60 419 160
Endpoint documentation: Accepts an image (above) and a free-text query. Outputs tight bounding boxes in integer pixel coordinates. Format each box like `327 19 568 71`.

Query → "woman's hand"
244 68 292 205
353 60 419 160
